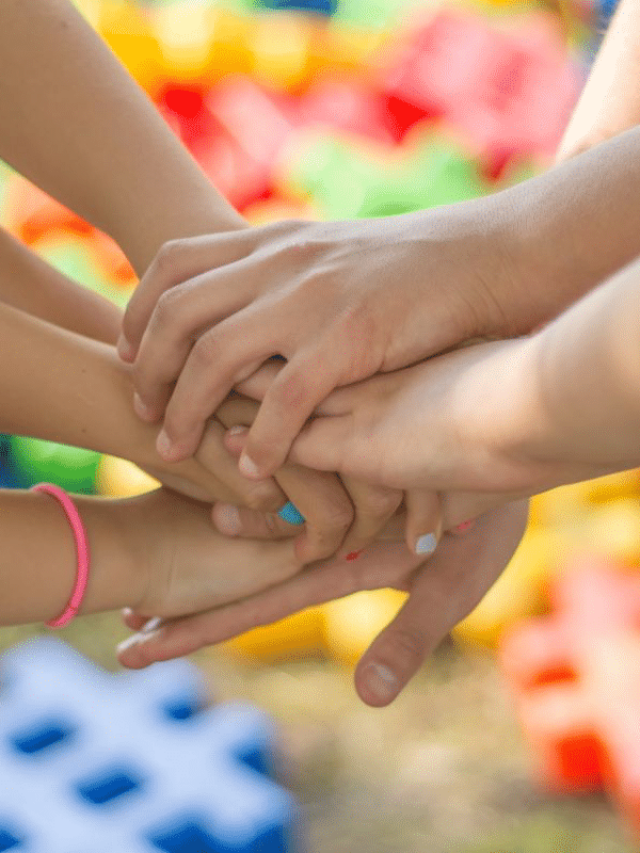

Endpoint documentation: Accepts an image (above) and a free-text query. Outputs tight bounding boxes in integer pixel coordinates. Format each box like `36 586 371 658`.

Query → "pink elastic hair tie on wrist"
32 483 91 629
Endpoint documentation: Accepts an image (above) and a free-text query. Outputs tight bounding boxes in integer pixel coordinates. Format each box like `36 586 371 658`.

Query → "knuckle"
380 628 424 673
191 331 223 368
153 239 187 279
357 489 401 520
271 369 313 413
313 499 354 537
243 482 282 513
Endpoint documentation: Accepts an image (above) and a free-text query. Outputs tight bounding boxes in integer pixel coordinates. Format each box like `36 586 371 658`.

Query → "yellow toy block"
97 1 164 97
95 455 160 498
453 526 566 649
221 607 326 663
323 589 407 666
529 469 640 527
250 13 315 92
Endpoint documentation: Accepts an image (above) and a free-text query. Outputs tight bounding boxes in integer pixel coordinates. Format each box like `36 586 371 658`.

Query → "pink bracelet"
32 483 91 629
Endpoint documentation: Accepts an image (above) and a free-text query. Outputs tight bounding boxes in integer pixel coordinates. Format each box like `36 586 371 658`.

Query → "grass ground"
0 614 632 853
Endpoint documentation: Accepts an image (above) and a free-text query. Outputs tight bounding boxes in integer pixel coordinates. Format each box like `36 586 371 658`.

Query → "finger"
274 465 354 564
288 413 354 474
121 608 149 631
404 490 443 557
196 417 286 512
237 352 347 480
116 542 422 669
338 476 403 558
211 501 303 540
120 229 253 360
132 263 266 422
233 360 284 401
156 313 283 463
354 501 529 707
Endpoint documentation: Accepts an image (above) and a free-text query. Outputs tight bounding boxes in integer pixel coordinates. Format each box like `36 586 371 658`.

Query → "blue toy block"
0 638 302 852
258 0 337 15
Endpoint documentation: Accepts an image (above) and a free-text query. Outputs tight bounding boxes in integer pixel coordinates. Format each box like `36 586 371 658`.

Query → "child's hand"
119 207 524 480
118 500 529 707
121 488 303 621
213 396 440 562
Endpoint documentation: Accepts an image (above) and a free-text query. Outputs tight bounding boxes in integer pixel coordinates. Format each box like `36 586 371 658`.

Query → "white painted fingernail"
228 425 248 437
415 533 438 555
239 452 261 479
117 630 158 654
363 662 398 702
215 504 242 536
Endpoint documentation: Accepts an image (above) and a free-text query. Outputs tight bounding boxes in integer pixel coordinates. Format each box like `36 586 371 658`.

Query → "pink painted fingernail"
345 550 363 562
452 519 476 535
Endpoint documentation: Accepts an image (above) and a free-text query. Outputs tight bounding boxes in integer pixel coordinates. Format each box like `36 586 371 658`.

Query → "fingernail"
239 452 261 479
277 501 305 525
133 393 153 421
141 616 162 634
345 550 363 562
117 333 135 362
452 519 476 535
156 429 175 460
117 630 159 655
228 425 248 437
415 533 438 555
363 662 398 703
215 504 242 536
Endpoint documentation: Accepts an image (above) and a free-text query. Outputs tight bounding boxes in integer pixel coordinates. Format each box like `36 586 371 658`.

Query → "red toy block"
382 10 581 176
297 76 402 144
499 559 640 833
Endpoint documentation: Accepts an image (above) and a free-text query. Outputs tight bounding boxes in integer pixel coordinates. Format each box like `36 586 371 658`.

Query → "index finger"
120 230 251 360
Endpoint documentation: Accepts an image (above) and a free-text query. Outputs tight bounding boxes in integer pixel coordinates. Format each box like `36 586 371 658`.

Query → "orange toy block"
499 560 640 834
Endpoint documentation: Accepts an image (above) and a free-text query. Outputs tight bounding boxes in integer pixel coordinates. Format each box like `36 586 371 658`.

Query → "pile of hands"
114 213 551 707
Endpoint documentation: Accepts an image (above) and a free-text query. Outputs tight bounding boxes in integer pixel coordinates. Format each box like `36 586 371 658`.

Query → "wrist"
71 496 148 616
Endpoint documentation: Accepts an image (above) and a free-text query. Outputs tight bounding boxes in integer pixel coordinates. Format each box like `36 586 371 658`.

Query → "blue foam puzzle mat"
0 638 302 852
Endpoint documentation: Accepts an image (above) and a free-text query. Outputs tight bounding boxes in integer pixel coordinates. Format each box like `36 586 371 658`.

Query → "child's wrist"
74 496 149 616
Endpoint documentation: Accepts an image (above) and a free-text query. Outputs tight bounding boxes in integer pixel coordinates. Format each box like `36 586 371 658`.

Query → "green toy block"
282 131 488 220
10 436 100 494
36 236 132 310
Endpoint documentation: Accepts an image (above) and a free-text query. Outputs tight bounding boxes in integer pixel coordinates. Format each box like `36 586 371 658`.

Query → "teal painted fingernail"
277 501 305 525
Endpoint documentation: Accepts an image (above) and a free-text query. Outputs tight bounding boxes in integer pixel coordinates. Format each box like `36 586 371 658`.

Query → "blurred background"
2 0 640 849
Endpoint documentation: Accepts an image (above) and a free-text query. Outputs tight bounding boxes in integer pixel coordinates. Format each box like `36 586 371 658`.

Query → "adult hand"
119 202 525 479
117 500 529 707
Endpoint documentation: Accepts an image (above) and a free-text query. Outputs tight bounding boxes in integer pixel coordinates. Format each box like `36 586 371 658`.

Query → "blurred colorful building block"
258 0 337 15
0 637 301 851
279 129 487 218
499 560 640 833
9 436 100 494
382 9 580 175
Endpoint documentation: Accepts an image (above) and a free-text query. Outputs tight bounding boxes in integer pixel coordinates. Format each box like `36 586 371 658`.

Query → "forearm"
0 227 121 344
506 257 640 484
0 300 157 464
0 0 244 276
556 0 640 161
1 490 141 626
491 127 640 332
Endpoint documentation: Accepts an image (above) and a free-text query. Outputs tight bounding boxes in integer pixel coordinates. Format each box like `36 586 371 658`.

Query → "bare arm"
0 0 244 276
557 0 640 160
